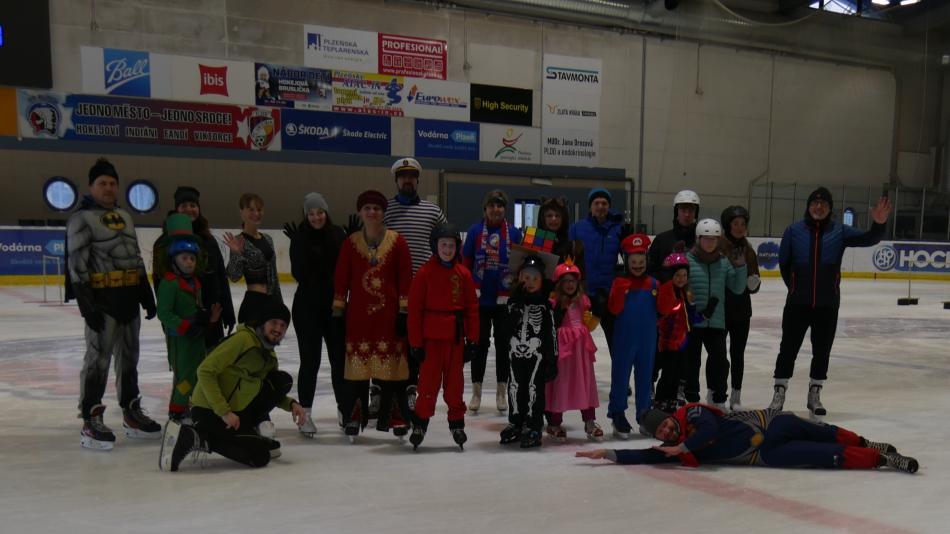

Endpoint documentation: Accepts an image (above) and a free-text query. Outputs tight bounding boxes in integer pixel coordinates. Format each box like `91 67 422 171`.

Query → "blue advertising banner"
414 119 478 160
254 63 332 110
871 243 950 273
103 48 151 97
281 108 390 154
0 228 66 275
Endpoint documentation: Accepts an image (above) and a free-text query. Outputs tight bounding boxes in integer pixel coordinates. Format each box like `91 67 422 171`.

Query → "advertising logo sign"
403 78 468 121
0 229 66 275
170 56 253 105
103 48 150 97
199 64 229 96
542 54 601 167
378 33 447 80
479 124 540 164
281 108 390 154
414 119 478 160
871 243 950 273
255 63 332 110
756 241 781 270
332 71 405 116
304 24 378 73
21 91 61 138
470 84 532 126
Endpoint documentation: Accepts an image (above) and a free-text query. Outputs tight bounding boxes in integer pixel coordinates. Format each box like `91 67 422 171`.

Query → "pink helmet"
663 252 689 271
554 257 582 282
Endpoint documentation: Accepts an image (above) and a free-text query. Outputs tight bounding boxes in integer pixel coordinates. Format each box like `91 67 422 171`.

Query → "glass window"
127 180 157 213
43 176 78 211
843 207 855 227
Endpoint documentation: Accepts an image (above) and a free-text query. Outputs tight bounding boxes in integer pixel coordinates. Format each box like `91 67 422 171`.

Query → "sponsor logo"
27 99 60 137
873 245 897 271
247 111 277 149
873 244 950 272
546 103 596 118
406 85 466 108
0 242 42 253
756 241 780 270
45 240 65 256
307 33 322 50
199 65 229 96
544 66 599 84
103 49 150 96
472 96 528 114
307 32 369 57
284 122 339 140
494 128 523 158
417 129 448 140
451 129 476 144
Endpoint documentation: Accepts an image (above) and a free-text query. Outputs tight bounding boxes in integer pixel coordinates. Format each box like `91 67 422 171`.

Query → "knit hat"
252 297 291 325
483 189 509 209
88 157 118 185
640 408 674 440
587 188 611 207
807 187 834 211
174 186 200 208
303 192 329 214
356 190 388 212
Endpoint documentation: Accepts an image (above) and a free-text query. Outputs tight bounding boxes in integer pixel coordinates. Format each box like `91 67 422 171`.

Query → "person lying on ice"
575 403 918 473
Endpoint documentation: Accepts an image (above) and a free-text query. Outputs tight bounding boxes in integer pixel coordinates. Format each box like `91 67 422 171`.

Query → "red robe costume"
333 229 412 381
408 256 479 424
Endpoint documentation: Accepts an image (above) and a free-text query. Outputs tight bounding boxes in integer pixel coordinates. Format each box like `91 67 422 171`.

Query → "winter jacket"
647 221 697 280
408 257 480 347
657 281 698 352
569 212 623 294
780 217 885 308
687 251 747 330
721 237 761 322
191 325 295 416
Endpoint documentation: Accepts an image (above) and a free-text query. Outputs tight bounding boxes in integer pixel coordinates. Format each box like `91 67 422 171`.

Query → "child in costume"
607 234 658 439
653 251 701 413
407 223 480 451
156 214 221 420
544 258 603 442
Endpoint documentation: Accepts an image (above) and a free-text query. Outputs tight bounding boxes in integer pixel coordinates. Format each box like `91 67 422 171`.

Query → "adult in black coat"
647 189 700 281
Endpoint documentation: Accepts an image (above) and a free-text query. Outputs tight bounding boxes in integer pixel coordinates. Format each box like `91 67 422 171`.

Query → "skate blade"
299 430 316 439
808 412 825 422
347 435 357 444
612 431 631 440
81 435 115 451
124 426 161 439
587 435 604 442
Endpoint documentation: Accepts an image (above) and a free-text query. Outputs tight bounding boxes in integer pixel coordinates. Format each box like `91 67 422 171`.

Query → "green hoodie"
191 324 294 416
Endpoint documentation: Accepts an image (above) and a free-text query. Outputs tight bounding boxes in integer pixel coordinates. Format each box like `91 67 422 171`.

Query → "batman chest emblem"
100 211 126 231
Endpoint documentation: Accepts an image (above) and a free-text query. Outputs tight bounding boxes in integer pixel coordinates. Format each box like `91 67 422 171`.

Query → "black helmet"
720 205 750 229
429 223 462 259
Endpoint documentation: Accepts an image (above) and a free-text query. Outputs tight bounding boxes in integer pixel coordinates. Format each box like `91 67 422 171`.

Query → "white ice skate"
496 382 508 413
257 421 277 439
728 389 744 412
298 407 316 438
468 383 482 414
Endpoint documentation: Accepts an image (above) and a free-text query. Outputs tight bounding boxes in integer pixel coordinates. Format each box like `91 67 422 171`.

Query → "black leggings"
471 305 510 384
653 349 684 404
726 318 750 390
192 369 293 468
292 300 345 412
682 327 728 403
773 304 838 381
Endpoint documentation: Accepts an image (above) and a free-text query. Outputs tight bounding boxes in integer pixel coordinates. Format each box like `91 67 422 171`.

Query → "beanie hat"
88 157 118 185
587 188 611 207
640 408 674 440
174 186 200 208
807 187 834 211
483 189 509 209
253 297 291 326
356 190 388 212
303 192 329 214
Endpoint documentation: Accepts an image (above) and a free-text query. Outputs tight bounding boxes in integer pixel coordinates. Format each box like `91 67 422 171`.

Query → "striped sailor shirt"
384 197 447 275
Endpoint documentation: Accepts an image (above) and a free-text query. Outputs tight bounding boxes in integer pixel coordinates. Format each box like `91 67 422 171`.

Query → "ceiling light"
871 0 889 5
900 0 919 5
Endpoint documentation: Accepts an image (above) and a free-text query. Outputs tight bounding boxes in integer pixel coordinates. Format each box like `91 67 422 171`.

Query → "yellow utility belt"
90 269 141 289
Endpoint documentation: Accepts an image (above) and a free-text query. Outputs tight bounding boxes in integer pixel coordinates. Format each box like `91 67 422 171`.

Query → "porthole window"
126 180 158 214
43 176 78 211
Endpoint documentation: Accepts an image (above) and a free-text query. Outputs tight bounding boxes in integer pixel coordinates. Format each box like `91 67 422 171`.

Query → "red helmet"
554 257 582 282
663 252 689 270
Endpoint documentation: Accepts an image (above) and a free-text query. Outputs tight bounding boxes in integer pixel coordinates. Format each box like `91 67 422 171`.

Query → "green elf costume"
157 214 212 420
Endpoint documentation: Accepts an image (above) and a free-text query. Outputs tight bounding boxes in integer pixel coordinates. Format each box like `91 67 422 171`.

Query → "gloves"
747 274 761 292
139 280 157 320
729 245 747 267
410 347 426 364
395 312 408 338
75 283 105 332
701 297 719 320
463 341 479 363
345 214 363 236
282 221 299 240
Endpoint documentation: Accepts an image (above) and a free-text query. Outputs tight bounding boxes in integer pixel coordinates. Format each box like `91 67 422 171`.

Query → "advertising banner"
304 24 378 72
378 33 447 80
541 54 601 166
17 90 281 151
0 228 65 276
479 124 540 165
866 242 950 274
470 84 532 126
82 47 152 97
254 63 332 110
332 71 405 116
281 108 390 155
414 119 478 160
402 78 469 121
170 55 254 105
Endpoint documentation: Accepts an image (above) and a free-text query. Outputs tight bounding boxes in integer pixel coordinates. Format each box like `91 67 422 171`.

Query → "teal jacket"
687 252 747 330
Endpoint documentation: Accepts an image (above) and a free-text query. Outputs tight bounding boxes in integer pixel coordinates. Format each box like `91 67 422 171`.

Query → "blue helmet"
168 238 199 258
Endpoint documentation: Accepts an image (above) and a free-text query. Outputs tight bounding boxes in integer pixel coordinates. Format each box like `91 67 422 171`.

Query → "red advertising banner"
378 33 447 80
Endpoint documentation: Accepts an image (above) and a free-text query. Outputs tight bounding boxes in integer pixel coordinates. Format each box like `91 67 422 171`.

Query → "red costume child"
408 224 480 450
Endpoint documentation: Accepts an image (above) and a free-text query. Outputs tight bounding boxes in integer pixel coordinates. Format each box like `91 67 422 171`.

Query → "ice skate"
122 397 161 439
344 420 360 443
609 412 632 440
862 439 897 455
705 389 727 413
545 424 567 443
159 420 202 472
298 407 316 438
256 420 277 439
807 383 827 418
675 381 687 408
768 380 787 411
520 428 542 449
496 382 508 413
368 384 381 420
392 423 409 442
406 384 417 412
584 420 604 441
882 451 919 474
729 389 744 411
81 404 116 451
468 383 482 414
409 426 426 451
452 428 467 450
499 423 522 444
266 438 282 459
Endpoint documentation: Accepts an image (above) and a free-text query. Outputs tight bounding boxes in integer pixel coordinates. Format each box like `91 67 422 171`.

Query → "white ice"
0 278 948 533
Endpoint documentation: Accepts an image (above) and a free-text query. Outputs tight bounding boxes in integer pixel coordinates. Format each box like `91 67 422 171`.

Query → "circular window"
127 180 158 213
43 176 78 211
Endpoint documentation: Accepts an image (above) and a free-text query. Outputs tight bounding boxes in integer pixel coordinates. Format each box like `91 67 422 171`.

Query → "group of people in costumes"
66 155 917 475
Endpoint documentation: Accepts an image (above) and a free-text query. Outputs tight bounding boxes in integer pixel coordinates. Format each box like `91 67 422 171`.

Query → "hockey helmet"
553 257 582 282
673 189 700 207
168 238 200 258
720 205 750 229
429 223 462 259
696 218 722 238
663 252 689 271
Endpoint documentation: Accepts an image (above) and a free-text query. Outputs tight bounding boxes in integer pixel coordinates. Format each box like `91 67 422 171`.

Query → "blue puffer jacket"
780 217 885 308
687 251 747 330
569 212 622 295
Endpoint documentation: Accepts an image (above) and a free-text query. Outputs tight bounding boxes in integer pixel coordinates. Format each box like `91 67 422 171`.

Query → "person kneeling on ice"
575 403 919 474
160 298 307 471
407 223 480 451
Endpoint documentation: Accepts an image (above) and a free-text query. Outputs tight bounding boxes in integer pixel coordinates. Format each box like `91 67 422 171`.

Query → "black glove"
729 245 747 267
395 312 408 338
139 279 157 320
701 297 719 319
410 347 426 364
345 214 363 236
282 221 299 240
463 341 478 363
75 282 105 332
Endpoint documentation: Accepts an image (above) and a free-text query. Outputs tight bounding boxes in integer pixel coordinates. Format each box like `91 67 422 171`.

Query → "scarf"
474 219 511 284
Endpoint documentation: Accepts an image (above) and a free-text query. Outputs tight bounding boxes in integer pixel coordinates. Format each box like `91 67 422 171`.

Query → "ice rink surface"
0 278 948 533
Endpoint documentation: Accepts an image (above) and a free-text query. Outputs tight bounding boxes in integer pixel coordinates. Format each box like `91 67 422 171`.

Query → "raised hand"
871 196 892 224
222 232 244 255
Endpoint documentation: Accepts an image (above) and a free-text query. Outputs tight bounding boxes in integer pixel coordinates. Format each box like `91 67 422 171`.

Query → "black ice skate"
862 439 897 455
122 397 161 439
266 438 282 459
344 420 360 444
882 452 919 474
452 428 467 450
609 412 633 440
520 429 542 449
159 419 202 472
367 384 381 420
81 404 116 451
409 426 426 451
499 423 522 445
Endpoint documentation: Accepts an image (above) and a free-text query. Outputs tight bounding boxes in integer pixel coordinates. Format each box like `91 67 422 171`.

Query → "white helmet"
673 189 700 207
696 218 722 237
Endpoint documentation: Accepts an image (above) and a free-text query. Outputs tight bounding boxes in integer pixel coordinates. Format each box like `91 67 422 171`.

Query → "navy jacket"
780 216 885 308
569 212 622 295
